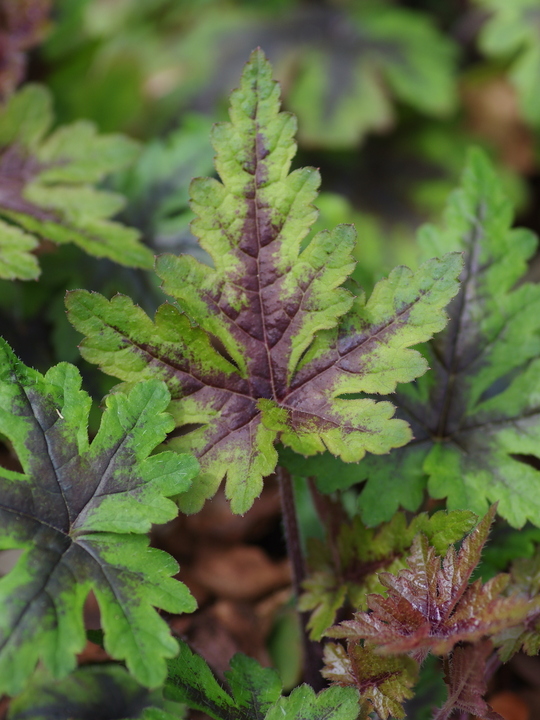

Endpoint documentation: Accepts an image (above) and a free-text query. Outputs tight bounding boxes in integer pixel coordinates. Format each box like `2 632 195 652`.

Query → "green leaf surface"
0 84 153 277
478 0 540 126
7 665 169 720
164 640 281 720
67 50 462 514
263 685 360 720
300 509 477 640
0 220 40 280
0 339 198 694
306 148 540 528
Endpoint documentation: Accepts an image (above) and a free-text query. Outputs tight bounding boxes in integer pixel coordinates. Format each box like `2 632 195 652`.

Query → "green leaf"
0 84 153 278
164 640 281 720
165 640 359 720
300 509 477 640
0 221 40 280
321 147 540 527
0 339 198 695
322 642 418 720
263 685 360 720
7 665 170 720
66 49 462 515
478 0 540 126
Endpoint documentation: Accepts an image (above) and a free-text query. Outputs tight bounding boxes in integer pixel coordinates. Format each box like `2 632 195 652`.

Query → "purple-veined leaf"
66 49 462 514
0 338 198 695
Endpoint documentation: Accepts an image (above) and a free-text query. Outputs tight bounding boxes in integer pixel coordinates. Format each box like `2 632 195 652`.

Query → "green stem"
276 465 324 691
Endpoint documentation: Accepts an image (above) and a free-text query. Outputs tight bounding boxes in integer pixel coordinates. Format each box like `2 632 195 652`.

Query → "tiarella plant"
2 49 540 720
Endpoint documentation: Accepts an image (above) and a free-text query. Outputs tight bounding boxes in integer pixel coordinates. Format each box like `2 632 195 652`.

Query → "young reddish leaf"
66 49 462 514
328 508 528 658
433 640 503 720
322 642 418 720
0 339 198 695
300 509 477 640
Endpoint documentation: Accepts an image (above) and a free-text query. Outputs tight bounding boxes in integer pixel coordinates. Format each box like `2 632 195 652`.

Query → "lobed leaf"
0 84 153 279
327 508 529 659
0 339 198 695
67 49 462 514
302 148 540 528
300 509 477 640
165 640 280 720
322 642 417 720
165 640 358 720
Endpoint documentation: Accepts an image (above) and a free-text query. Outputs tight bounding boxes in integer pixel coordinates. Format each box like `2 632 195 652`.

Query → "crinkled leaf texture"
165 639 359 720
300 509 476 640
0 83 153 279
433 640 503 720
66 49 462 514
328 508 528 659
322 642 417 720
299 148 540 528
478 0 540 126
0 339 198 695
7 664 177 720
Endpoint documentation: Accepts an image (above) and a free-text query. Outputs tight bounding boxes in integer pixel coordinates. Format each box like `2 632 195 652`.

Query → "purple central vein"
252 89 277 401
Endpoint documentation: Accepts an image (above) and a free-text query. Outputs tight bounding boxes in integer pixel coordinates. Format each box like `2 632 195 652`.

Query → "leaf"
165 640 358 720
0 339 198 695
300 509 477 640
433 640 503 720
0 84 153 278
0 0 51 100
478 0 540 126
322 642 418 720
263 685 360 720
164 640 281 720
327 508 529 659
66 49 462 514
326 147 540 528
7 664 170 720
0 221 39 280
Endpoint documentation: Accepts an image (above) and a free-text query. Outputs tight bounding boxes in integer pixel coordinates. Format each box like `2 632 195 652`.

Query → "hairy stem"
276 465 324 691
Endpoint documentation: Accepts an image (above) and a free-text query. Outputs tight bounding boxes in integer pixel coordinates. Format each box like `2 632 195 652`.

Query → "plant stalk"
276 465 325 691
